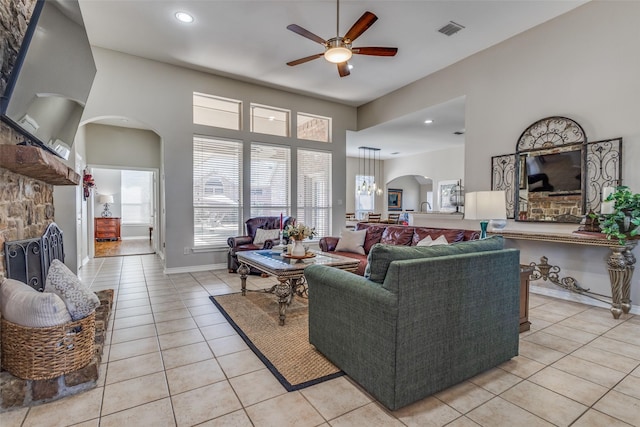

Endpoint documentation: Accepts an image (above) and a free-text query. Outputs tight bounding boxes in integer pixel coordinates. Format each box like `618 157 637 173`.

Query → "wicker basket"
1 311 96 380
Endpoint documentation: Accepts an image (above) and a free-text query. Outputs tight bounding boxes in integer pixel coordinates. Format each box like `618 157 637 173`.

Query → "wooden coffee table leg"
274 277 293 326
238 263 250 296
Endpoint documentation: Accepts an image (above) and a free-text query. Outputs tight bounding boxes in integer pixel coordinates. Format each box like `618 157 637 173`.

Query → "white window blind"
193 92 241 130
251 143 290 218
297 149 332 237
355 175 375 219
193 136 243 246
121 170 153 224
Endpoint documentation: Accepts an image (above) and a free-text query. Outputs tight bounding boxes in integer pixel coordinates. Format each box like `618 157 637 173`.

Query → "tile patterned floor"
2 254 639 427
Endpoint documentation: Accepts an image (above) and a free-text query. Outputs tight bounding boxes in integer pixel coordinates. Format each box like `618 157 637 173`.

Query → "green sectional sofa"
305 236 520 410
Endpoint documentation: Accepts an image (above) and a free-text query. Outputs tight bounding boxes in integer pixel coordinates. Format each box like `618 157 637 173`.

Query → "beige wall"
358 1 640 309
83 48 357 270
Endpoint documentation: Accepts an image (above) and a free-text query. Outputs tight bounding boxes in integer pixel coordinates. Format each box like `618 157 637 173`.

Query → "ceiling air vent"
438 21 465 36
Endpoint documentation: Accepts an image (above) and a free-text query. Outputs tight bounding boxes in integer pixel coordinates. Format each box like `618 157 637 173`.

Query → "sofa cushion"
380 226 414 246
412 228 466 245
335 229 367 255
332 251 369 276
45 259 101 321
253 228 280 246
356 224 385 254
367 236 504 284
0 278 72 327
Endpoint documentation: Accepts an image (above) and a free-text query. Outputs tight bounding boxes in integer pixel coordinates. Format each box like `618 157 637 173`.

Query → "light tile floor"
2 254 640 427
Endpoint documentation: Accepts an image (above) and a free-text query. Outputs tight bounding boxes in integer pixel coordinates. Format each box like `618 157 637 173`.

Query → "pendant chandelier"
358 146 381 196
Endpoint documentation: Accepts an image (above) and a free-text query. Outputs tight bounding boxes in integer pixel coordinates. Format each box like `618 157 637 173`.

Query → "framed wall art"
438 180 459 213
388 189 403 211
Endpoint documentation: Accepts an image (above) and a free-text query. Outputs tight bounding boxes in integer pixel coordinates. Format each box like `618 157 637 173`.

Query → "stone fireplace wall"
0 0 47 279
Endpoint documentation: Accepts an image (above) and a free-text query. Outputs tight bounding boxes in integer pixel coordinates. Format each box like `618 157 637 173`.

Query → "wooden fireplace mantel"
0 144 80 185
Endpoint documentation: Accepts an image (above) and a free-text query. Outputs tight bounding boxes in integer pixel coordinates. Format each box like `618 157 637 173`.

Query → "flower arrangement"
284 223 316 241
82 170 96 200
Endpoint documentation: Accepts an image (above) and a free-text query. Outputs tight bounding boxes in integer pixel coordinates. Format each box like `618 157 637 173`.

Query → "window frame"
296 112 332 143
250 103 290 137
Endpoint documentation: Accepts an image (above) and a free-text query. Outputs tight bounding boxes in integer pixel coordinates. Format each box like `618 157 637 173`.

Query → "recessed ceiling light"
175 12 194 23
348 64 354 70
424 119 434 124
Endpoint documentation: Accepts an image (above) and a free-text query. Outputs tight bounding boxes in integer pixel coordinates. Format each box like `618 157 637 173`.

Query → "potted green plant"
599 186 640 244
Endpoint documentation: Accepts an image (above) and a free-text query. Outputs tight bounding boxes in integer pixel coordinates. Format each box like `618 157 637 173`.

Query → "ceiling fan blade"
337 62 350 77
286 24 327 45
344 11 378 43
352 47 398 56
286 53 324 66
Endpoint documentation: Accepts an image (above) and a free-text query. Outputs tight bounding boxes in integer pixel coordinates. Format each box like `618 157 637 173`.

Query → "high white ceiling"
79 0 586 157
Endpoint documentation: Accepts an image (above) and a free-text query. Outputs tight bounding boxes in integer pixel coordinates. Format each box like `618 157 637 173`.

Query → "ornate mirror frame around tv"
491 116 622 223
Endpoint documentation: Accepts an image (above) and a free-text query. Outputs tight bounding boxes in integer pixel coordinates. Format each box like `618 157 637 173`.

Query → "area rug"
209 292 343 391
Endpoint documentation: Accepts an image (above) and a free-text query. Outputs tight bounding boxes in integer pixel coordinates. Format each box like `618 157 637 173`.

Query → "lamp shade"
98 194 114 204
465 191 507 220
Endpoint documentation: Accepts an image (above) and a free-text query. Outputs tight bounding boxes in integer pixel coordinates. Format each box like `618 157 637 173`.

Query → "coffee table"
236 250 359 325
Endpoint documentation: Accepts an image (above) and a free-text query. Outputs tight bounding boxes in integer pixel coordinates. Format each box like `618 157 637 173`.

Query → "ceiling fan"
286 0 398 77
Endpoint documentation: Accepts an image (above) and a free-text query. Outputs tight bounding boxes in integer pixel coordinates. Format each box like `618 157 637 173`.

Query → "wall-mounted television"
0 0 96 160
525 149 582 193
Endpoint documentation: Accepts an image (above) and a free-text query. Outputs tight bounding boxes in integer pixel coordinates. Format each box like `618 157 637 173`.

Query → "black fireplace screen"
4 222 65 291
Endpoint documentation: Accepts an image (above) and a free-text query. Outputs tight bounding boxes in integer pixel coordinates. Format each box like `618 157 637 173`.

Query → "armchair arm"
227 235 253 249
319 236 340 252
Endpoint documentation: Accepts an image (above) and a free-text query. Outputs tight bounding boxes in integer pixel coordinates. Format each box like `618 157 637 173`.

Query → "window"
250 104 289 137
193 136 243 246
121 170 153 224
251 143 290 217
297 149 332 237
193 92 241 130
355 175 375 219
297 112 331 142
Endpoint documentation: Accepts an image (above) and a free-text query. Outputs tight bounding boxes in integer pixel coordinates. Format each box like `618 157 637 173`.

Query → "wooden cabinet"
95 217 121 241
519 266 533 332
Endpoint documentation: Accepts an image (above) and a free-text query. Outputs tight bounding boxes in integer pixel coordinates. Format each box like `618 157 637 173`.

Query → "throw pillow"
416 236 433 246
253 228 280 247
367 235 505 284
45 259 100 321
430 235 449 246
335 229 367 255
0 278 72 327
416 235 448 246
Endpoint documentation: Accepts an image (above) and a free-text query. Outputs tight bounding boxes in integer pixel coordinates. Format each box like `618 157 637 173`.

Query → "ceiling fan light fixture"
324 38 352 63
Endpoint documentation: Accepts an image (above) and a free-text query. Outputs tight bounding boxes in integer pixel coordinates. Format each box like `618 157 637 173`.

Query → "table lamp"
98 194 114 218
465 191 507 239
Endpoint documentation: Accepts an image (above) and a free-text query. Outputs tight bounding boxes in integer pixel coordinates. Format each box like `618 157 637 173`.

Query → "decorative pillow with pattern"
45 259 100 321
0 278 72 327
253 228 281 247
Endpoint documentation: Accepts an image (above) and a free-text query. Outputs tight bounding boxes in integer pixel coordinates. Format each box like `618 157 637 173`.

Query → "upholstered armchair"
227 216 295 273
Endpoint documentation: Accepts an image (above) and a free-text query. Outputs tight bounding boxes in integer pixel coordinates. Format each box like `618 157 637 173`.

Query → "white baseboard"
120 236 151 241
531 284 640 315
164 263 226 275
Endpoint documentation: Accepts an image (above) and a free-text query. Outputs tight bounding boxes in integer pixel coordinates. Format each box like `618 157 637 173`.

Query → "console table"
492 230 636 319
